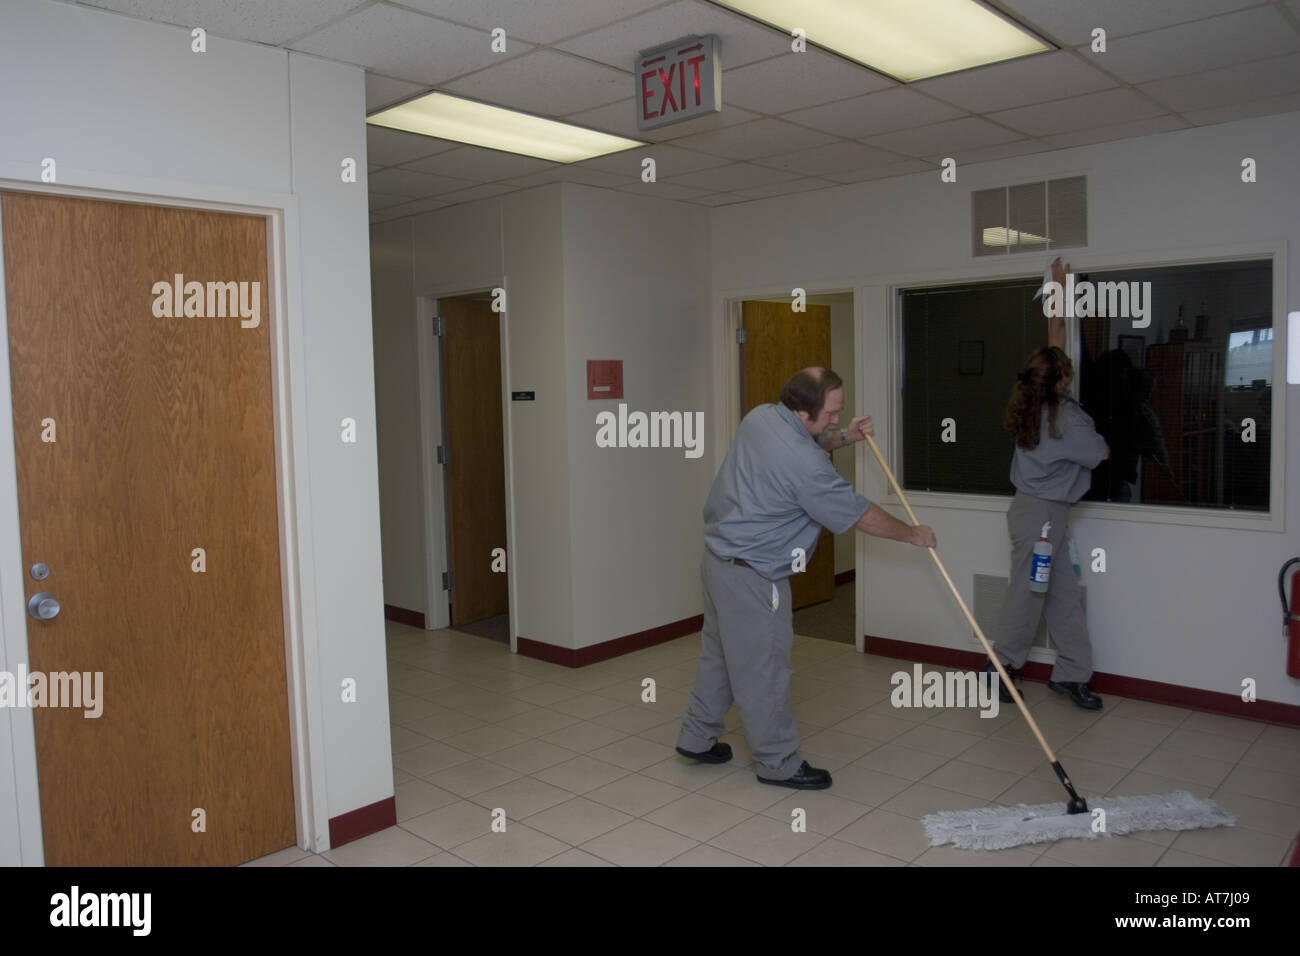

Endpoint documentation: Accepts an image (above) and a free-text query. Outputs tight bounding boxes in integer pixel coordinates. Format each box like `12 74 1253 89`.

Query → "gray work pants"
993 491 1094 683
677 549 805 780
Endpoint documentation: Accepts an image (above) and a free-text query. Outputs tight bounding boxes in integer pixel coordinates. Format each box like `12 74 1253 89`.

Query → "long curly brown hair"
1004 346 1072 449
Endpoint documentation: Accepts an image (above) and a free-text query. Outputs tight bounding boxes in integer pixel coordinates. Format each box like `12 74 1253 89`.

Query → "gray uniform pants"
993 491 1094 683
677 549 805 780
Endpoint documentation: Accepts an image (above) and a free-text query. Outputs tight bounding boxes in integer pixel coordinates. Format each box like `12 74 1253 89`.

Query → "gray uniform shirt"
704 402 871 580
1010 399 1108 502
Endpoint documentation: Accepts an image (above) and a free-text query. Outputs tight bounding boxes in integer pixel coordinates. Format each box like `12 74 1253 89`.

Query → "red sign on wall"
587 360 623 400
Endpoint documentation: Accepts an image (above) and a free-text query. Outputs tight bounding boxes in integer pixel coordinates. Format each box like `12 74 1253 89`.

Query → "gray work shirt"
1010 399 1108 502
704 402 871 580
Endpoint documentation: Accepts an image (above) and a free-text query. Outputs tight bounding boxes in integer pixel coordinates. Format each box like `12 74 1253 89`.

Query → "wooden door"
440 297 508 626
741 301 835 608
2 191 295 866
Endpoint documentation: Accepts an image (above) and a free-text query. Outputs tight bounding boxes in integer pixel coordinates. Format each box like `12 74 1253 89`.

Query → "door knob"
27 592 60 620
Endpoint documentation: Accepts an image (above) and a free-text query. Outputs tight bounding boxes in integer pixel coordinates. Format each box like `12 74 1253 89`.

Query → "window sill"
888 489 1282 533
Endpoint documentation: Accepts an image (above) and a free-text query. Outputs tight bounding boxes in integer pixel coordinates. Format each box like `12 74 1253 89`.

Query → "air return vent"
972 176 1086 257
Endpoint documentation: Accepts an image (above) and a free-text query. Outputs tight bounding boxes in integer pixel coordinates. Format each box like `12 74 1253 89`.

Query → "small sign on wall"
587 360 623 400
636 35 721 131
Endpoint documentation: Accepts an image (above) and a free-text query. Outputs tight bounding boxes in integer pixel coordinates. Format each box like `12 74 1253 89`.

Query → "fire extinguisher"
1282 558 1300 679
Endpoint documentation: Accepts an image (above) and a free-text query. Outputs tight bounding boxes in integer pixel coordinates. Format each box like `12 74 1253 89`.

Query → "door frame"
0 176 328 864
719 284 864 650
415 281 518 654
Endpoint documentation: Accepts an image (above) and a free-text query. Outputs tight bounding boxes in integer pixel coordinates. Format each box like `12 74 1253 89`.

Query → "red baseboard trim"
834 569 856 586
384 604 426 629
518 614 704 668
328 796 397 849
862 635 1300 728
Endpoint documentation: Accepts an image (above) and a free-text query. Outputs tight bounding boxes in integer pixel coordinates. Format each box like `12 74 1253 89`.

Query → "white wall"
0 0 389 862
393 188 576 647
562 185 713 650
371 218 425 613
712 112 1300 705
375 184 713 652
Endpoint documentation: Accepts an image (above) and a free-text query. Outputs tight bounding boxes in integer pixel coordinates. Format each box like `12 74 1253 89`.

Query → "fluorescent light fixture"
368 92 644 163
983 226 1047 247
711 0 1050 81
1288 311 1299 384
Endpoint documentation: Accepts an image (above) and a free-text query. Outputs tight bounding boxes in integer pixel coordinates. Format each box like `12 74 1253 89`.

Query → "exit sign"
636 35 721 131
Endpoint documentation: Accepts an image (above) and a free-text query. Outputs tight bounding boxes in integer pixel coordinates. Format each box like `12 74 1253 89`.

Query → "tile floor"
246 621 1300 867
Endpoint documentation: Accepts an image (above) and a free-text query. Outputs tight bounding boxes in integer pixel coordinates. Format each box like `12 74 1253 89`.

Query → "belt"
731 557 753 569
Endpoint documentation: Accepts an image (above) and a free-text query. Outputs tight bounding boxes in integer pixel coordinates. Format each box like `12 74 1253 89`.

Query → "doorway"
738 291 858 645
434 294 510 644
1 190 297 865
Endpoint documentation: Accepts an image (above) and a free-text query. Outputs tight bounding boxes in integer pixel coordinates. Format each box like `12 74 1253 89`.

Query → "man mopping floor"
675 367 935 789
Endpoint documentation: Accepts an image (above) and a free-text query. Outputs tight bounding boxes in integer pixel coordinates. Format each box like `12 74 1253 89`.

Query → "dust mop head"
923 791 1236 851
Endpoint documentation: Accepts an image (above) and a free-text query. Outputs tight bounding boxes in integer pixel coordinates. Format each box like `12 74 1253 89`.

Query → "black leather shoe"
676 742 733 764
1048 681 1103 711
982 660 1016 704
756 760 831 790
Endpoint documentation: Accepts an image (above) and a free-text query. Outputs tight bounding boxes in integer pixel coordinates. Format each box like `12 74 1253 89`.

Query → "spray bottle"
1029 521 1052 592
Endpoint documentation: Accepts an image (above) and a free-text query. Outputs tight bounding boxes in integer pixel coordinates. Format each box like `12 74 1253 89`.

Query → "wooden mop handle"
862 433 1060 763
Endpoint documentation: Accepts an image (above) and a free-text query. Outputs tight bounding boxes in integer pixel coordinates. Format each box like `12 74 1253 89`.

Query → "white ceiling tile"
988 88 1169 137
578 143 732 177
1139 53 1300 114
722 49 894 114
792 88 965 138
443 50 631 118
910 52 1116 114
995 0 1264 46
663 161 795 190
433 183 522 205
555 0 786 71
399 0 668 45
400 146 559 181
1184 91 1300 127
688 192 748 206
368 167 478 197
366 126 460 166
368 191 410 210
730 177 839 199
1095 7 1300 85
1040 114 1191 148
868 117 1023 158
564 98 761 142
365 74 427 113
921 140 1049 166
669 117 839 159
753 141 897 176
612 181 716 201
377 197 453 220
822 159 937 184
503 167 634 189
78 0 370 44
291 4 534 86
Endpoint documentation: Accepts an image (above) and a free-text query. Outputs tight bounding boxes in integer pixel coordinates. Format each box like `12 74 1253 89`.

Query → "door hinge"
736 327 746 344
433 315 445 337
442 571 455 591
436 444 449 465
